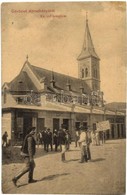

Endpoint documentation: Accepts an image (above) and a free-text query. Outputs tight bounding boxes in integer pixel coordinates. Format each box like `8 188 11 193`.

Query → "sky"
1 2 126 103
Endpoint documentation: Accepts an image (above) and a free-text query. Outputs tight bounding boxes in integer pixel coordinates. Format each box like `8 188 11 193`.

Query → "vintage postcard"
1 1 126 194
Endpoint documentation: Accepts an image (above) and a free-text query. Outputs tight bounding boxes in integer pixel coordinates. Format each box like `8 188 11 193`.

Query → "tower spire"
77 16 99 60
77 16 101 92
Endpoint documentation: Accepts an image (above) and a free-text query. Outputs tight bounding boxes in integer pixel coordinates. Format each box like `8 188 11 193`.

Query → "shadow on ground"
91 158 105 162
17 173 70 188
105 142 119 144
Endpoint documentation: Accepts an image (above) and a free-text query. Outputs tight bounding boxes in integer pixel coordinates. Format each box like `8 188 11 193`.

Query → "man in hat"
58 128 67 162
78 126 88 163
12 127 37 187
47 128 53 152
86 127 92 161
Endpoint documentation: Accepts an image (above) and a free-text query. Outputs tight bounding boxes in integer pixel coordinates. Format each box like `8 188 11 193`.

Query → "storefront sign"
96 120 110 131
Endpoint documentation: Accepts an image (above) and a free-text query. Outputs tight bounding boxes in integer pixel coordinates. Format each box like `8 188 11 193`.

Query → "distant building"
2 18 126 145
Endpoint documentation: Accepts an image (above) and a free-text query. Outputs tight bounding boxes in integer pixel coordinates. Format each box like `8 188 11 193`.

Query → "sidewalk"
2 139 126 194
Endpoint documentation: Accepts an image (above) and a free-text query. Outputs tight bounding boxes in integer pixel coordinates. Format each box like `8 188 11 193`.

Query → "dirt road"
2 139 125 194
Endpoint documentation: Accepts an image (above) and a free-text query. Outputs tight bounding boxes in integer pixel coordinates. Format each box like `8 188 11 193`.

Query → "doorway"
37 118 45 132
82 122 87 129
117 124 120 138
75 122 80 130
53 118 60 131
63 119 69 130
23 116 32 138
111 124 114 138
121 124 124 137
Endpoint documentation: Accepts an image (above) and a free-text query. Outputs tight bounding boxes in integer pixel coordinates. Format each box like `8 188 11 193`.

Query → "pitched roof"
8 71 38 93
29 64 91 94
77 19 99 60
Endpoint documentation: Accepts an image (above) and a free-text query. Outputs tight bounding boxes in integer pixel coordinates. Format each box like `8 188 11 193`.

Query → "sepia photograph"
1 1 126 194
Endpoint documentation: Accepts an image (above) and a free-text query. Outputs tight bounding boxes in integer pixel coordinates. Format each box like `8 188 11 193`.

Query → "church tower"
77 16 100 92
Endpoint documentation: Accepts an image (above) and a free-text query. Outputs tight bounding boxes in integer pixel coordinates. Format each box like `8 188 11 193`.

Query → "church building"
2 18 125 145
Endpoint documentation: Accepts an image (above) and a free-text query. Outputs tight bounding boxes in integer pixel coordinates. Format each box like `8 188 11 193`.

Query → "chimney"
66 77 71 91
50 71 55 88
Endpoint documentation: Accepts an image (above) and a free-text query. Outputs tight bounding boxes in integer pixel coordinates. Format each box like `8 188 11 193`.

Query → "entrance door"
37 118 45 132
63 119 69 130
106 130 110 139
121 124 124 138
83 122 87 129
23 116 32 138
75 122 80 130
53 118 60 131
111 124 114 138
93 123 96 130
117 124 120 138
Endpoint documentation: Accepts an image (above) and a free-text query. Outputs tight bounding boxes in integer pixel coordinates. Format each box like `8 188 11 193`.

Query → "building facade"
2 19 126 145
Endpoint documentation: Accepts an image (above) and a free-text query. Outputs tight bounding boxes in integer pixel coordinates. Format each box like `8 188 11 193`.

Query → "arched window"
81 69 84 78
85 68 88 77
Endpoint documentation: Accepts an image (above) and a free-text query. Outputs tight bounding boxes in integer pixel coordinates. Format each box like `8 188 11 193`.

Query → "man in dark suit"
47 128 53 152
12 127 37 187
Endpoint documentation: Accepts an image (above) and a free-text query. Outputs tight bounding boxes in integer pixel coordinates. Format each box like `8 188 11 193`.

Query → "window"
85 68 88 77
81 69 84 78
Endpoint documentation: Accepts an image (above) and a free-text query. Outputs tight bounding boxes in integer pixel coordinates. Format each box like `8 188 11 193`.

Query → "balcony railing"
13 90 105 107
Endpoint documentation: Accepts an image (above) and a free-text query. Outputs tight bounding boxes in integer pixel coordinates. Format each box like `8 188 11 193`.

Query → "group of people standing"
91 130 106 146
36 127 71 153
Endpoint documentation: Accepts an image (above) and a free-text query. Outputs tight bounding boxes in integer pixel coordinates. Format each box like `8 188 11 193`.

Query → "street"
2 139 126 194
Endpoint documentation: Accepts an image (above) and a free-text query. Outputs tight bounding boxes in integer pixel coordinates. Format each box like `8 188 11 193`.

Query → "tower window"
81 69 84 78
85 68 88 77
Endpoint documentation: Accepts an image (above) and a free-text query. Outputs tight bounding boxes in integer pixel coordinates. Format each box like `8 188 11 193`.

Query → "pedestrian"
86 129 92 161
75 129 80 147
12 127 37 187
2 131 8 147
91 130 96 146
101 131 106 144
78 126 88 163
95 130 100 146
53 129 59 151
65 129 71 150
36 131 42 148
57 129 62 152
42 128 48 152
47 128 53 152
59 128 67 162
